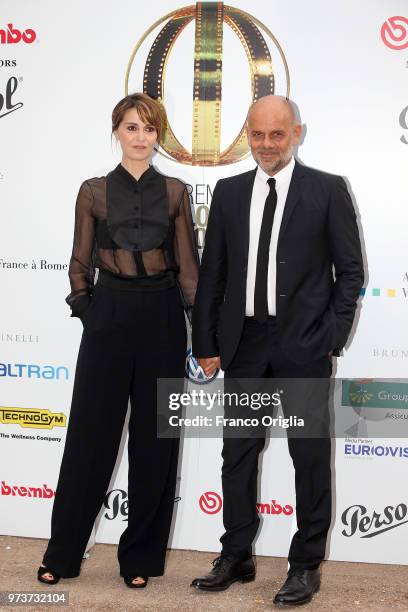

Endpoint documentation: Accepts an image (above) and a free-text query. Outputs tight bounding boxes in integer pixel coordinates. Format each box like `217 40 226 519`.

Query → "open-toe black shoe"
124 575 149 589
37 565 60 585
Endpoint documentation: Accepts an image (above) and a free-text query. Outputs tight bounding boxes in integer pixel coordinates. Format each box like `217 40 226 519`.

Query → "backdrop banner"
1 0 407 565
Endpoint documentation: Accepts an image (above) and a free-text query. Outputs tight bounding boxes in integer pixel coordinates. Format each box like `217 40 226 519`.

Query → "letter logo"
126 2 289 166
256 499 293 515
400 105 408 144
0 24 36 45
0 406 67 429
0 76 23 120
341 503 408 538
104 489 129 521
0 480 55 499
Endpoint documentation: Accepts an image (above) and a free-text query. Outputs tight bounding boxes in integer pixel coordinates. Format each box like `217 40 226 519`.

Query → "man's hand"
198 357 221 377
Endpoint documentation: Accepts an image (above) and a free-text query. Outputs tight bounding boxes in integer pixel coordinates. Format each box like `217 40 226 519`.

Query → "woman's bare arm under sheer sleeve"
174 186 200 319
65 181 96 318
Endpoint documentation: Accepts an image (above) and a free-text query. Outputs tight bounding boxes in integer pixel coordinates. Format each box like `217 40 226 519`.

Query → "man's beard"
257 151 289 174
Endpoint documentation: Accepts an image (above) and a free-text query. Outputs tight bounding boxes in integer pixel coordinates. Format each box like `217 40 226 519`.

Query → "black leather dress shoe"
273 568 320 606
191 554 255 591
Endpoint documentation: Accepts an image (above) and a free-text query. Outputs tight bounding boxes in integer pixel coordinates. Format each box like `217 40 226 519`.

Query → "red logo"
199 491 223 514
1 480 55 498
381 16 408 50
0 23 36 45
256 499 293 515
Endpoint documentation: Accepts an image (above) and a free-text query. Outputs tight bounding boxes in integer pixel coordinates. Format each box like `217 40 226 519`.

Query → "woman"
38 93 199 588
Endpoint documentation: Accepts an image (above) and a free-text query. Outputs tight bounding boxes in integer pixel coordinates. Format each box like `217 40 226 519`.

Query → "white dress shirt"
245 156 295 316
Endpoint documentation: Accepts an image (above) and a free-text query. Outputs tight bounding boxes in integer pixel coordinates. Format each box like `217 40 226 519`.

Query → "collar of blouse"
105 163 169 252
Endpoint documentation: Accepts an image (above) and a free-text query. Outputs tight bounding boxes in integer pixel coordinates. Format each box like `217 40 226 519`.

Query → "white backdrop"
1 0 408 566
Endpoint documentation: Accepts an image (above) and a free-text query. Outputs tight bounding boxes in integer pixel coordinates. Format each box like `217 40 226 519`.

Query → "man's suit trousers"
220 316 331 569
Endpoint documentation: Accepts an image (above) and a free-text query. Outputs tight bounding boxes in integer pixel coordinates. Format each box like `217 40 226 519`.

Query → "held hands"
200 355 333 375
198 357 221 377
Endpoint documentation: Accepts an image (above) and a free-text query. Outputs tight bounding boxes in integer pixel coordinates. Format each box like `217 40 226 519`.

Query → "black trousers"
43 278 186 578
220 317 331 569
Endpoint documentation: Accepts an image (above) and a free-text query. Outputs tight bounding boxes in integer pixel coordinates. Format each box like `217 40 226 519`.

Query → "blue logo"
0 362 69 380
344 443 408 459
185 348 219 384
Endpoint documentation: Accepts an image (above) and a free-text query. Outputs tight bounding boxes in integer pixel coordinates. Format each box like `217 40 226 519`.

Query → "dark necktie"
254 177 277 324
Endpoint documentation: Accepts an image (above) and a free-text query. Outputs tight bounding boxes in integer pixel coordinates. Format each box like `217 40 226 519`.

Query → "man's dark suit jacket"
192 160 364 370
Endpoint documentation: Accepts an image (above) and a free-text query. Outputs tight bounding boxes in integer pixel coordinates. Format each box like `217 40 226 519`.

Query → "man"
191 95 364 606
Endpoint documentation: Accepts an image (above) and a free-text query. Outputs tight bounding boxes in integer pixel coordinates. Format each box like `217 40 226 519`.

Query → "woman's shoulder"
80 176 107 188
157 170 188 195
77 176 107 200
75 176 107 207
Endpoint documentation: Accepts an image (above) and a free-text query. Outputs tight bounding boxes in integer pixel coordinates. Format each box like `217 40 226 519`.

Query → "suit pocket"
81 286 103 325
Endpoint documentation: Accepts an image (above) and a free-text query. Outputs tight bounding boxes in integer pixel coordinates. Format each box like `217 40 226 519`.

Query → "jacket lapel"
240 167 257 262
278 160 305 245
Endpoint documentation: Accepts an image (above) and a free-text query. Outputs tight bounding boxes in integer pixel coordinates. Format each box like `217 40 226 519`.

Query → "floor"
1 536 407 611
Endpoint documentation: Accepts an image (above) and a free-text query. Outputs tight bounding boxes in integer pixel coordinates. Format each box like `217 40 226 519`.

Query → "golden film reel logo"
0 407 67 429
126 2 289 166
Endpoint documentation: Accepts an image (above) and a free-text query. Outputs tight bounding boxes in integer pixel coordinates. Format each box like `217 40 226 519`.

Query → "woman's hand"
198 357 220 377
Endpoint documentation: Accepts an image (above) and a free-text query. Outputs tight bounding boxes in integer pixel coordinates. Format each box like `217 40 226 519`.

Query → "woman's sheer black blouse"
66 164 199 319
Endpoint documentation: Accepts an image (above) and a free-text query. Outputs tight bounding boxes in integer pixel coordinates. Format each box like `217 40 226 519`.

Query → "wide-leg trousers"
220 316 332 569
43 278 186 578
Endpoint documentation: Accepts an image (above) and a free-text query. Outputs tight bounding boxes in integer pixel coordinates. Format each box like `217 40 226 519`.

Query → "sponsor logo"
0 407 67 429
1 480 55 498
342 380 408 410
0 258 68 270
0 432 62 442
199 491 293 516
185 348 219 383
126 2 289 166
103 489 181 521
344 441 408 459
360 289 406 298
360 274 408 298
400 105 408 144
341 503 408 538
199 491 222 514
186 182 213 248
0 76 23 119
381 16 408 50
256 499 293 515
384 412 408 420
0 362 69 380
0 333 39 344
104 489 128 521
0 60 17 67
372 348 408 360
0 24 36 45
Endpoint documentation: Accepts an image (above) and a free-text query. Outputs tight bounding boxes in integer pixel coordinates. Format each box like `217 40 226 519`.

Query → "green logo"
342 381 408 409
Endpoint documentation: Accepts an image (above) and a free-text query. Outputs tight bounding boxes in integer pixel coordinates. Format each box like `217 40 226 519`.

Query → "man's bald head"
246 95 301 176
247 95 297 127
